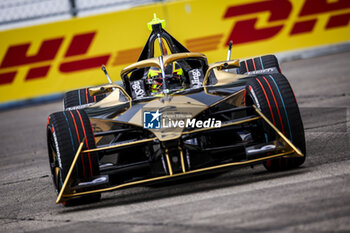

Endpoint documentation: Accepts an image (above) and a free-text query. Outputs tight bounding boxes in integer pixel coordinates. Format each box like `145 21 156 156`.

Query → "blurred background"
0 0 158 30
0 0 349 107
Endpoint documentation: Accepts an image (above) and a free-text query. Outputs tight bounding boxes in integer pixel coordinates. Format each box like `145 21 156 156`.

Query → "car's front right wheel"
63 88 106 110
245 73 306 171
240 55 281 74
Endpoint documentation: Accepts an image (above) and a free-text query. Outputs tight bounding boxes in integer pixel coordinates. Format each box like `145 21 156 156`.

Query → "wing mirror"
89 83 132 107
203 60 240 85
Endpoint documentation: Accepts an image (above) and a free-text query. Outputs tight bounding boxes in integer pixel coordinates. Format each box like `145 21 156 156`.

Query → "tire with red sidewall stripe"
64 88 106 110
245 73 306 171
47 109 100 205
240 55 281 74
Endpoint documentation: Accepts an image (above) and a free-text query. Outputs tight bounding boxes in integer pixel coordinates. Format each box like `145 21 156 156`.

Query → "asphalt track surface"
1 51 349 233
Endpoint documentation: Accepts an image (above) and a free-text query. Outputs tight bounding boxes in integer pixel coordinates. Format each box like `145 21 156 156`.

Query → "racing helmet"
147 62 184 93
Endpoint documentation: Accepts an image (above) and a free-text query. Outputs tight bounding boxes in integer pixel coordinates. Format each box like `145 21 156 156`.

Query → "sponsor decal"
224 0 350 45
52 130 62 169
65 103 95 111
0 32 110 86
131 80 146 99
188 69 203 87
245 67 279 75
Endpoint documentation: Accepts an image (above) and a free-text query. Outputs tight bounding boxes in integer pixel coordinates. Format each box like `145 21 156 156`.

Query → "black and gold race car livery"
47 16 305 206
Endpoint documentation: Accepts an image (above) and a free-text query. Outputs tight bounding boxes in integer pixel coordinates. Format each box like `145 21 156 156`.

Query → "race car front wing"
56 105 304 204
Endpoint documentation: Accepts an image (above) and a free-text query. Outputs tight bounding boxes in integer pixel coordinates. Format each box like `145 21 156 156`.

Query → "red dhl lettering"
224 0 350 45
65 32 96 57
59 31 110 73
224 0 292 45
300 0 350 16
0 31 110 85
0 38 63 68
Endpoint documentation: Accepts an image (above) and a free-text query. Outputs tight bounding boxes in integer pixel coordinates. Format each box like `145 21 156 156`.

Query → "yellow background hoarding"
0 0 349 103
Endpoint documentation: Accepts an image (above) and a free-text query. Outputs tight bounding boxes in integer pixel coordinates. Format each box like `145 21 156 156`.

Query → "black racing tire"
245 73 306 171
240 55 281 74
47 109 101 206
64 88 106 110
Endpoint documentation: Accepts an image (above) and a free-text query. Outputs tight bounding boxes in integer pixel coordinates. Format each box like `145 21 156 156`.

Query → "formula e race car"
46 16 305 205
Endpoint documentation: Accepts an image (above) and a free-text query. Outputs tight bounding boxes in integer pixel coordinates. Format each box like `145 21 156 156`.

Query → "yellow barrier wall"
1 0 349 103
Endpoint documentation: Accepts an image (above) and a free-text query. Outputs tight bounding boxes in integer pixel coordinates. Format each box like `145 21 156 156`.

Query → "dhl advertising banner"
0 0 349 103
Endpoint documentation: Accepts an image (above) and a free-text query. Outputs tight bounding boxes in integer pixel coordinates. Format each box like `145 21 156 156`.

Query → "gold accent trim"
120 52 207 77
59 150 295 200
89 83 132 109
252 105 304 157
165 149 173 176
89 84 115 96
163 53 207 68
178 147 186 173
121 57 160 77
203 60 240 85
56 140 85 204
182 116 261 135
115 84 132 109
82 137 157 153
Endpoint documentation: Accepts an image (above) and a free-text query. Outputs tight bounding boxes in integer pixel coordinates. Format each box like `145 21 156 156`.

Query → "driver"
147 61 184 94
146 38 186 94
